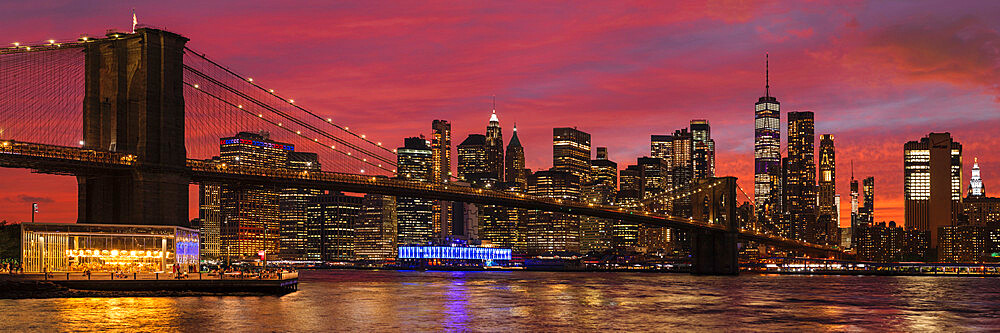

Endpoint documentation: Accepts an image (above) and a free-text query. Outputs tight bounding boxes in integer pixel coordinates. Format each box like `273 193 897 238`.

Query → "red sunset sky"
1 1 998 228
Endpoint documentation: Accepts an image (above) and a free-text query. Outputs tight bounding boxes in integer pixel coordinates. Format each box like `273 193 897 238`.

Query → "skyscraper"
279 151 321 260
199 178 221 260
968 158 985 197
582 147 617 253
397 137 435 245
305 193 362 261
505 124 527 188
354 194 397 261
430 120 453 239
485 110 504 181
526 170 581 253
850 170 860 229
553 127 591 184
217 132 291 258
431 120 452 183
456 134 491 182
818 134 837 245
785 111 816 241
651 135 673 161
690 119 715 179
904 132 962 253
754 54 782 224
859 177 875 224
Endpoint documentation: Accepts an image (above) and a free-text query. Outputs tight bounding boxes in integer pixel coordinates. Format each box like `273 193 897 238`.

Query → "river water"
2 270 999 331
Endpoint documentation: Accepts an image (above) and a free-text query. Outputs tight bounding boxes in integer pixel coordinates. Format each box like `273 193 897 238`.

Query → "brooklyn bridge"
0 28 842 275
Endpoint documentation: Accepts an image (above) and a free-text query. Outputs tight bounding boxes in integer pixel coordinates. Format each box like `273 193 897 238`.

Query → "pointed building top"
489 110 499 123
765 52 770 97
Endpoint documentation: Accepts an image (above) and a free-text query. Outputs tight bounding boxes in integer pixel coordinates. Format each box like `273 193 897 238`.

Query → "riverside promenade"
0 271 298 297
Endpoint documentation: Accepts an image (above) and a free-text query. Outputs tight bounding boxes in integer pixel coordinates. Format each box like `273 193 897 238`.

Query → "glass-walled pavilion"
20 223 199 273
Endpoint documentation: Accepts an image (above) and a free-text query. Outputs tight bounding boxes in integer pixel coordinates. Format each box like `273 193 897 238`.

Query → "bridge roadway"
0 140 840 253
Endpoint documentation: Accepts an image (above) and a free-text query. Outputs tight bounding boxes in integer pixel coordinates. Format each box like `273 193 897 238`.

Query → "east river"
2 270 1000 331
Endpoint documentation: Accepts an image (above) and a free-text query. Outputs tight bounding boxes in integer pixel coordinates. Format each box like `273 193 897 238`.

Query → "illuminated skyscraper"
199 177 221 260
671 128 694 217
785 111 816 241
581 147 617 253
397 137 435 245
354 194 398 261
279 152 321 260
651 135 673 160
430 120 453 239
859 177 875 224
818 134 837 245
690 119 715 179
505 124 527 188
850 171 860 229
553 127 591 184
526 170 581 254
904 132 962 253
217 132 292 258
968 158 985 197
431 120 452 183
485 109 504 181
305 193 362 261
457 134 491 182
754 54 781 227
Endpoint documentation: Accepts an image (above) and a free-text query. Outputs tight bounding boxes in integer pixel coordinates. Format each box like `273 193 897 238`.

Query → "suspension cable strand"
182 64 397 168
182 81 395 174
183 47 395 155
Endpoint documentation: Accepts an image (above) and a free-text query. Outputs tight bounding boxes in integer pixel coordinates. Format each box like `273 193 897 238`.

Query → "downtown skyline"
1 1 999 227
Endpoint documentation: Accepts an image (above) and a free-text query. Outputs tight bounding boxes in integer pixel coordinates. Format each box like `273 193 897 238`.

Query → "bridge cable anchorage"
182 47 396 155
182 81 396 174
181 65 396 168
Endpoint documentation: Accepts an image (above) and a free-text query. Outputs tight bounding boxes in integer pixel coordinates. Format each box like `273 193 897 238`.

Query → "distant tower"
818 134 836 245
754 53 781 224
904 132 962 253
968 158 985 197
786 111 816 241
430 120 452 183
485 98 505 182
690 119 715 179
505 124 527 188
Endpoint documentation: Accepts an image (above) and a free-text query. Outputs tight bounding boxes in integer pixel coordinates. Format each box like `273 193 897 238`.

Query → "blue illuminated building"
398 246 512 261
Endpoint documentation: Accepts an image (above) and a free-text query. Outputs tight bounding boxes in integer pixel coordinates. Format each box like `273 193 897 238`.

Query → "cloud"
3 195 55 204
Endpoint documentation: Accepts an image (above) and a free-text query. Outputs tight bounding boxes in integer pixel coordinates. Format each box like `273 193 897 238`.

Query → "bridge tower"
77 28 189 226
689 177 740 275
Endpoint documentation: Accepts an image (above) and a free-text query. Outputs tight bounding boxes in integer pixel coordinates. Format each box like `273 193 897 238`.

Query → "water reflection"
1 271 999 331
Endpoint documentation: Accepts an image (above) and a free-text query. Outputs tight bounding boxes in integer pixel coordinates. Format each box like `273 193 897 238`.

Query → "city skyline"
1 1 999 228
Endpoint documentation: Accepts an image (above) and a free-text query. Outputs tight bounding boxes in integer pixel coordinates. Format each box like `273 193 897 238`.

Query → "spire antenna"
492 94 496 112
765 52 770 97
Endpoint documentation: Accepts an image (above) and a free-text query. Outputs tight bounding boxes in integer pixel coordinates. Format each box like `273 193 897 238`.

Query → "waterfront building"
305 193 362 261
754 54 782 229
850 171 860 230
354 194 398 261
785 111 816 241
853 221 929 262
11 223 199 273
485 111 504 181
818 134 837 245
525 170 581 254
397 137 435 245
904 132 962 252
552 127 591 184
217 132 291 259
279 151 321 260
938 225 989 263
690 119 715 179
198 179 221 260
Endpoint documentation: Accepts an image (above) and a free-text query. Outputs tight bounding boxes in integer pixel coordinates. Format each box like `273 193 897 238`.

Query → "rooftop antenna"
851 160 854 180
765 52 770 97
492 94 496 113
